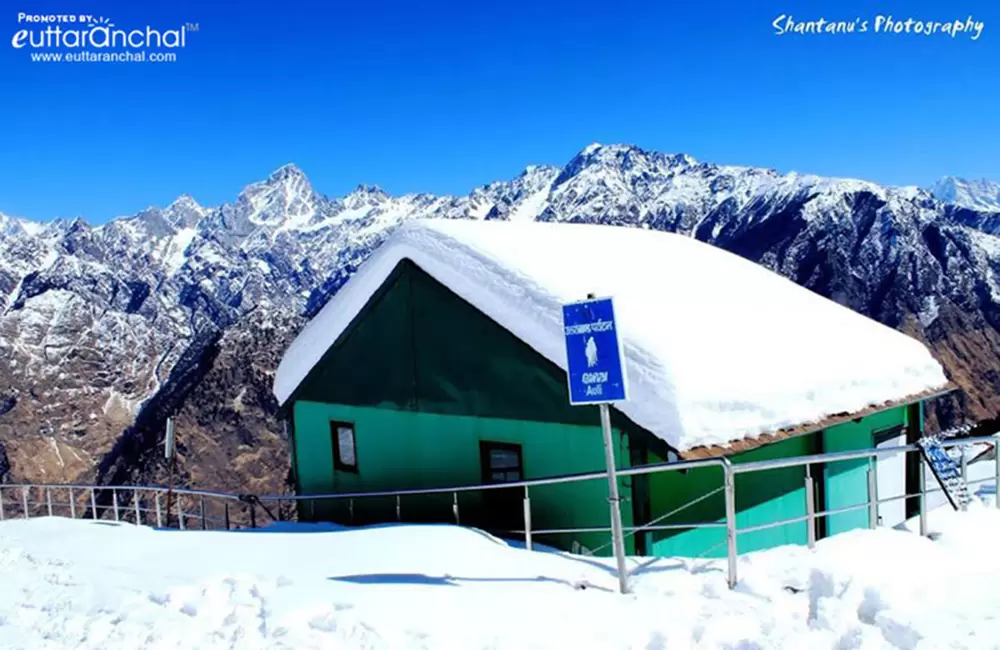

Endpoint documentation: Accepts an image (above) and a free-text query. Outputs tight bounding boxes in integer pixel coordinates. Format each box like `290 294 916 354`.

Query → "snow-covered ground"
1 504 999 650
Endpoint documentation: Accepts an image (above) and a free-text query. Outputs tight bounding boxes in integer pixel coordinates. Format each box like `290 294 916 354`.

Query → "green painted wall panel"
293 401 636 555
822 422 872 536
648 463 726 558
732 435 812 553
293 266 417 411
649 434 811 558
822 407 905 535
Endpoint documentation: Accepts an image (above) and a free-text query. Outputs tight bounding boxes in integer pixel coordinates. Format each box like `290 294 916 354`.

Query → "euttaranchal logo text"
11 12 197 63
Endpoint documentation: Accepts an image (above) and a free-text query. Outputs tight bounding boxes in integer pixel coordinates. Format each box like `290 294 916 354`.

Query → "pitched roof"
274 219 949 452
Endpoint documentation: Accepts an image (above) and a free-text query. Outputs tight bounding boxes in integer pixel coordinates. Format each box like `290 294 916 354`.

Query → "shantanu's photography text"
773 14 985 39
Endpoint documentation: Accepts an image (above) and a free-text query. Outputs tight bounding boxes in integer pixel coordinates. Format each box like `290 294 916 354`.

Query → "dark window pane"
337 427 356 467
481 442 523 485
490 449 519 470
331 421 358 472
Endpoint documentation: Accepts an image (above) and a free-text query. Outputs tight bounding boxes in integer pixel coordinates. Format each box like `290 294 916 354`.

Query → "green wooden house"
272 219 952 557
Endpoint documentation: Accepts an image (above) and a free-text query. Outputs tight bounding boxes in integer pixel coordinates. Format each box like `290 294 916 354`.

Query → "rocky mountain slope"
2 144 1000 492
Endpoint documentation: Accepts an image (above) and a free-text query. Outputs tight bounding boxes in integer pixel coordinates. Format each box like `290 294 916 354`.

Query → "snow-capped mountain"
0 211 43 238
930 177 1000 213
2 144 1000 492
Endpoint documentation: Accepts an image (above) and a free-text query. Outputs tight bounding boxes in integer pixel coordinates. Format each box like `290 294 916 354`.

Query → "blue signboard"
562 297 628 405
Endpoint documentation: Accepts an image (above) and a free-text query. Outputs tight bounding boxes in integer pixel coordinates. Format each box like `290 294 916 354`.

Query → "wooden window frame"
331 420 358 473
479 440 524 484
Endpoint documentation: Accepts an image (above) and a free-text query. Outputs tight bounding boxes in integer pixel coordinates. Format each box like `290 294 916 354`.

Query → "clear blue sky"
1 0 997 223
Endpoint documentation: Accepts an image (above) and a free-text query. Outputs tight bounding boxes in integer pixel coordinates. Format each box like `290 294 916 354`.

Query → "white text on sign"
564 320 614 336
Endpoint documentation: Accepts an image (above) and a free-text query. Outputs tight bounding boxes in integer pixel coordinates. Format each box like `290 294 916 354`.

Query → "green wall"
647 406 908 558
294 401 636 554
822 421 873 535
822 407 905 535
649 434 812 558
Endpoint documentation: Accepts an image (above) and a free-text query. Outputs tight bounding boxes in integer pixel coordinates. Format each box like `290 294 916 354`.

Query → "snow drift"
2 504 1000 649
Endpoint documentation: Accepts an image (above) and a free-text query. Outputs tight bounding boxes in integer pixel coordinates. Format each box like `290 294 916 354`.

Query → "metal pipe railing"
1 434 995 593
729 434 997 475
0 484 252 531
251 456 732 503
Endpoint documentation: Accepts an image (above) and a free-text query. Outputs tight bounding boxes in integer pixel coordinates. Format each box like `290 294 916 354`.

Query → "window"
480 441 523 483
873 425 904 446
331 421 358 472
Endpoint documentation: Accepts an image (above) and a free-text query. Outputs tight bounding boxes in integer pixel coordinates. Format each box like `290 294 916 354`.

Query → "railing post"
178 497 186 530
155 492 163 528
867 465 878 529
995 439 1000 510
804 471 816 549
90 488 97 520
919 459 928 537
135 490 142 526
69 488 76 519
961 445 968 483
723 460 738 589
523 486 532 551
224 502 231 530
46 487 53 517
112 489 120 522
452 492 460 525
248 501 257 529
349 498 354 524
395 494 401 522
0 487 4 521
22 486 29 519
200 497 207 530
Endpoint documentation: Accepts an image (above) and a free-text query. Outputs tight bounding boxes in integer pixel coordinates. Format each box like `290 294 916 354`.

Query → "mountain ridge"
930 177 1000 213
2 143 1000 495
14 149 985 231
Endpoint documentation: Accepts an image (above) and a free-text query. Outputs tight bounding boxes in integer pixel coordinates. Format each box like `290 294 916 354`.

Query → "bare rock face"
2 146 1000 494
0 440 10 483
94 309 301 498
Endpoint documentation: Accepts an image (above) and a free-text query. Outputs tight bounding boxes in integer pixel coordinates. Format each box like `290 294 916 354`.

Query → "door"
628 440 649 556
479 441 524 534
874 425 907 528
822 424 871 536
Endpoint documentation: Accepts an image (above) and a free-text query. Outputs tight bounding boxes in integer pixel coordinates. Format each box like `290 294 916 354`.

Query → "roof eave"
678 383 959 461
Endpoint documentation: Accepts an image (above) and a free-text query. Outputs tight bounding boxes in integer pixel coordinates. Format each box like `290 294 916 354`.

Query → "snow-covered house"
272 219 952 557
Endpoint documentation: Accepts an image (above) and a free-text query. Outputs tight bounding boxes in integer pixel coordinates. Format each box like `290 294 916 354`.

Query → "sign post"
562 294 630 595
164 418 176 528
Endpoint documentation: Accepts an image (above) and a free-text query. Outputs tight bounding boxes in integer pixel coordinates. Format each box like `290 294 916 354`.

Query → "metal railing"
0 484 259 531
2 434 997 591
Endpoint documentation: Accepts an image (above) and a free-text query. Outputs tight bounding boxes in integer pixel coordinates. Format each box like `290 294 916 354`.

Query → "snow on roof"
274 219 948 452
